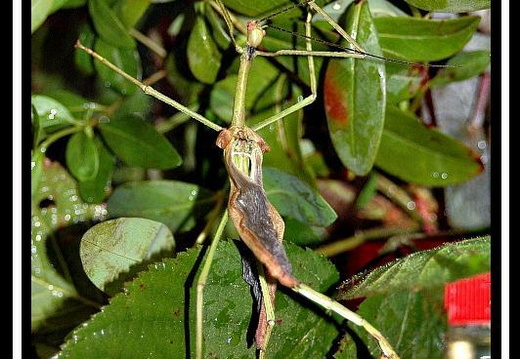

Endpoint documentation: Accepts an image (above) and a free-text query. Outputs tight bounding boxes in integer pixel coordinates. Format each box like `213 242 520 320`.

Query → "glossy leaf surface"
106 180 215 234
324 0 386 176
375 106 483 186
80 217 174 295
56 241 341 358
99 115 182 169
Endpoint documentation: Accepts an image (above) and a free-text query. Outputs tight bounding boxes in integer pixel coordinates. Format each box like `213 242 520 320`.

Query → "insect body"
75 1 402 358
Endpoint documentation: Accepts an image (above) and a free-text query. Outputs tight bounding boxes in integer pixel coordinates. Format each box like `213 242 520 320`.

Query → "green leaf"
385 62 425 103
32 161 107 331
80 217 174 295
187 15 223 84
98 114 182 169
46 89 102 116
430 50 491 87
106 180 215 233
31 94 75 133
283 218 328 246
375 16 481 62
263 167 337 227
334 237 490 359
32 0 54 33
77 137 115 203
335 290 446 359
56 241 341 358
210 56 280 123
66 131 100 181
74 23 96 75
375 106 483 186
88 0 136 49
93 38 141 96
339 236 490 299
402 0 490 12
113 0 151 28
324 0 386 176
223 0 304 17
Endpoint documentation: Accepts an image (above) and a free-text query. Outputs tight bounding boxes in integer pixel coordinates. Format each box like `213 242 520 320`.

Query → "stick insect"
75 0 410 357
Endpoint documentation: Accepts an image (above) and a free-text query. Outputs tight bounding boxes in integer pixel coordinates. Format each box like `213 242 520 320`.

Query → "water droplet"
406 201 416 210
64 214 71 222
431 172 440 179
48 109 58 120
99 116 110 124
441 172 448 179
332 1 342 10
52 290 64 298
480 154 488 164
297 95 304 103
47 284 54 291
387 184 397 195
477 140 487 149
226 337 232 344
188 189 198 201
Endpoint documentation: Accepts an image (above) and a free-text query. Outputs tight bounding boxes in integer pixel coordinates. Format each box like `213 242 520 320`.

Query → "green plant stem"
376 174 424 223
314 226 420 257
196 210 229 359
38 126 83 153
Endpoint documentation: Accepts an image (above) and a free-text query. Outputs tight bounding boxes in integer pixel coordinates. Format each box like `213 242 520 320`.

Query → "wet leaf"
187 15 223 84
66 131 100 182
402 0 490 12
334 290 446 359
105 180 215 233
324 0 386 176
80 217 174 295
375 106 483 186
32 161 107 331
339 236 490 299
98 114 182 169
263 167 337 227
88 0 135 49
375 16 481 62
56 241 341 358
31 94 75 133
334 237 490 359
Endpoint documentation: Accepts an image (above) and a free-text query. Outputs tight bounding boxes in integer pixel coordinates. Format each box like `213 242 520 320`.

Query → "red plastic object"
444 272 491 326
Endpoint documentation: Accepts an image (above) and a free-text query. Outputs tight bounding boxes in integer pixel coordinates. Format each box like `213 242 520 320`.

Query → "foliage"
31 0 491 358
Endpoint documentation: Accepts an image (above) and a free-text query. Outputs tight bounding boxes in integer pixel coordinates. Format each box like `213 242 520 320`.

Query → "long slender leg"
252 0 369 131
292 283 400 359
74 41 223 132
196 210 229 359
256 265 276 359
252 11 316 132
